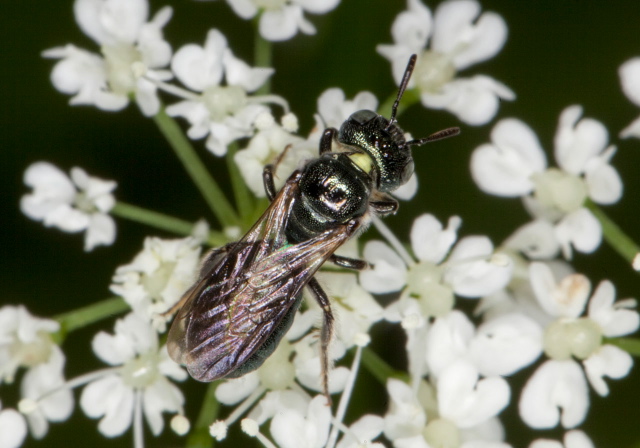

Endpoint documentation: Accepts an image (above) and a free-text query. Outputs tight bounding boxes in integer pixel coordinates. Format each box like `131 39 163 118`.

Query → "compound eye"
350 109 377 125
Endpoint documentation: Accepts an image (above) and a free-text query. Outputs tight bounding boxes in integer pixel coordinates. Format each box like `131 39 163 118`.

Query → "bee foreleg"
307 277 335 405
319 128 338 155
329 254 371 271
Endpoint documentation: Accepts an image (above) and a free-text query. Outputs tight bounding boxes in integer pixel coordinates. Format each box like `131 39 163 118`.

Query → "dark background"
2 1 640 447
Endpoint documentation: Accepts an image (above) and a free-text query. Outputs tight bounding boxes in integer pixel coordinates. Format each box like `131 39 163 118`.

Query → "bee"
167 54 460 400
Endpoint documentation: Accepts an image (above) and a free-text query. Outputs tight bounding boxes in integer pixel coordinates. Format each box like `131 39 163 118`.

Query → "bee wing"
167 172 360 381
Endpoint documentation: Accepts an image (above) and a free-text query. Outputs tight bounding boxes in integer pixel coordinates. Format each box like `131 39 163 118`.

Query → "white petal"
519 360 588 429
432 0 507 70
584 159 622 205
142 378 184 435
81 376 134 436
270 395 331 448
444 236 513 297
336 414 384 448
390 0 433 53
426 310 474 378
529 262 590 318
74 0 148 45
0 408 27 448
421 76 515 126
84 213 116 251
564 429 595 448
470 313 543 376
588 280 639 337
215 373 260 405
554 105 609 175
554 208 602 258
393 172 418 200
470 118 545 196
619 57 640 107
359 241 407 294
223 50 273 92
504 220 560 260
619 115 640 139
225 0 257 19
171 29 226 91
411 214 460 264
583 345 633 396
438 360 510 428
295 0 340 14
259 6 304 42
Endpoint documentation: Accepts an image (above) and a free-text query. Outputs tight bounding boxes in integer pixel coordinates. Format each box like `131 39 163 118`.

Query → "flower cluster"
7 0 640 447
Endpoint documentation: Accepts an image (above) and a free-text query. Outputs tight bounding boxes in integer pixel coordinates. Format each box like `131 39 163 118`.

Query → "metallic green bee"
167 54 460 400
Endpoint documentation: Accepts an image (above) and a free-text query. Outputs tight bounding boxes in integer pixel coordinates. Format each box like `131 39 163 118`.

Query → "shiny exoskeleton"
167 54 460 402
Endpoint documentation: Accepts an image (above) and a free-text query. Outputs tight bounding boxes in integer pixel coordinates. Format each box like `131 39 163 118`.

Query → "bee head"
338 54 460 193
338 110 414 193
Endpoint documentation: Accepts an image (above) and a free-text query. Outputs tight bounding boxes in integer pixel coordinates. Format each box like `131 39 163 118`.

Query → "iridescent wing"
167 171 360 382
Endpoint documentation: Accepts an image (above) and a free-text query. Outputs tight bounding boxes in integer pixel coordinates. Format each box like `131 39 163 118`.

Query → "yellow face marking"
348 153 374 174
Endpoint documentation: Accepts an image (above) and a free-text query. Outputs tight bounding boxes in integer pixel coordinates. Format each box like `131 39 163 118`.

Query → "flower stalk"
153 108 240 228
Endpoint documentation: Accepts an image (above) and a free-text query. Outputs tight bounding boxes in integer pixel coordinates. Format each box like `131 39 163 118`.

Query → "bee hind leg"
306 277 335 406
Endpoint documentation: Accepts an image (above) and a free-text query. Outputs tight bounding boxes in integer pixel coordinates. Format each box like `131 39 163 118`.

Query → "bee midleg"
329 254 371 270
306 276 335 405
319 128 338 155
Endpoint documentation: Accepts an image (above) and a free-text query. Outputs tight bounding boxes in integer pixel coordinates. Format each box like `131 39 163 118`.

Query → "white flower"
0 306 73 440
0 305 60 384
166 29 279 156
529 430 595 448
110 236 202 327
362 214 512 319
384 376 511 448
335 414 385 448
0 402 27 448
43 0 173 116
519 262 638 429
377 0 514 125
80 313 187 440
316 88 378 130
20 162 117 251
425 310 542 380
471 106 623 258
200 0 341 42
619 57 640 138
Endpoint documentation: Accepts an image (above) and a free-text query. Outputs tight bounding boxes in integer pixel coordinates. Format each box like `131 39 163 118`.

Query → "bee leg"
319 128 338 155
307 277 335 405
370 195 399 217
263 144 294 201
329 254 371 271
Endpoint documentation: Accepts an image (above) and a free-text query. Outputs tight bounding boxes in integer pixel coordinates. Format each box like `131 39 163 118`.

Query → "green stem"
112 202 226 247
361 347 409 385
225 143 255 223
253 16 272 96
153 108 239 228
378 87 420 119
585 201 640 268
53 297 129 341
186 382 221 448
607 337 640 357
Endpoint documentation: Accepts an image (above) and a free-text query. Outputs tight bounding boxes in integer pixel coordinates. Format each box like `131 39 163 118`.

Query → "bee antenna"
385 54 417 132
407 127 461 147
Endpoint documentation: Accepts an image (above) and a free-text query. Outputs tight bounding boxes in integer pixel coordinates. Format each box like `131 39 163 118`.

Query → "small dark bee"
167 54 460 400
